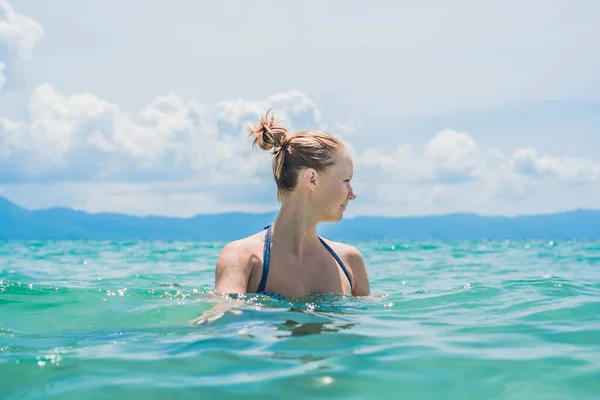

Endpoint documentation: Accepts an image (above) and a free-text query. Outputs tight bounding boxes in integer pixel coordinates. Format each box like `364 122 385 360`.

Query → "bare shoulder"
218 230 265 262
322 239 362 261
320 238 371 296
214 232 264 294
217 238 250 265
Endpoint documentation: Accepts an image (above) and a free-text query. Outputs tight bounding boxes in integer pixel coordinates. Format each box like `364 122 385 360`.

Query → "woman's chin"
331 211 345 222
320 207 346 223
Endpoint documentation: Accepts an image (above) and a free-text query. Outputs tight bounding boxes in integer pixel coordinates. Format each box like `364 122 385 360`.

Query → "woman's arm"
189 241 251 325
214 241 251 294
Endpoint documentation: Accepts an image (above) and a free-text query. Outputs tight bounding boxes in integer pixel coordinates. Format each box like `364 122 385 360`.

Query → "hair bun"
249 110 289 153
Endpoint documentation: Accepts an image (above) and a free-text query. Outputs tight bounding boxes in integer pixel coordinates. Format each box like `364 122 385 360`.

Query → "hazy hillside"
1 197 599 240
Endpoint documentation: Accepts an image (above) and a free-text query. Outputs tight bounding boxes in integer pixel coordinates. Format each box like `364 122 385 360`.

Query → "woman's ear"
302 168 318 191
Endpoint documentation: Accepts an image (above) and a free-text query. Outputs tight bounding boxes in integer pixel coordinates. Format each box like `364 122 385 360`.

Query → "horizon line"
1 196 598 220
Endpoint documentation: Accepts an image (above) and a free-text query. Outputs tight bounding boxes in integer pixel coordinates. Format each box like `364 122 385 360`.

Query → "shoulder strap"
318 237 353 291
257 224 272 293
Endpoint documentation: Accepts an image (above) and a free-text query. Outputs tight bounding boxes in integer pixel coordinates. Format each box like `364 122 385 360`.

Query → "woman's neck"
272 197 320 258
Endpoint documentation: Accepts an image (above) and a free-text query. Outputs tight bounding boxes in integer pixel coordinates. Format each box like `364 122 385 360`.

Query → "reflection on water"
188 293 359 326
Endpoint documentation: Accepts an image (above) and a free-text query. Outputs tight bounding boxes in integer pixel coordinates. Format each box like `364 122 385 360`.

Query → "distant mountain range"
1 196 599 240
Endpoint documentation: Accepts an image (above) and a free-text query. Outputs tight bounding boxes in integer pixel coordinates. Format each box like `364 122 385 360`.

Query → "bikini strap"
257 224 272 293
319 237 354 291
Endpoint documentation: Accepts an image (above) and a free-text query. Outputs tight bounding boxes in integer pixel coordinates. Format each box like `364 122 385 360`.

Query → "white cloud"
0 1 43 90
424 130 481 183
349 131 600 215
0 85 329 185
355 129 487 184
0 181 277 217
215 89 323 133
0 0 43 59
1 80 599 216
345 173 600 218
356 144 416 181
356 129 600 190
510 148 600 183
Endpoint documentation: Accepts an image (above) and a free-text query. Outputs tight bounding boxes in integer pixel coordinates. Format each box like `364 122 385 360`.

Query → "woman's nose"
348 184 356 200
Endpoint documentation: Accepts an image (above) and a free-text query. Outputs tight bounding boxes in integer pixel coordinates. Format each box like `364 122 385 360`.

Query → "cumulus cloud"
2 79 600 217
355 129 488 184
0 0 44 90
510 148 600 183
0 1 43 58
0 85 330 184
356 129 600 190
356 144 415 180
215 89 323 134
424 130 481 183
350 130 600 214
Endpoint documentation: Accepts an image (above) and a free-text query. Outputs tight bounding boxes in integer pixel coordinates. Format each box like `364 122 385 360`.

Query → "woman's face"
314 151 356 223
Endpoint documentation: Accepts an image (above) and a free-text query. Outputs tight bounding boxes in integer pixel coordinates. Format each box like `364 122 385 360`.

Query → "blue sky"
0 0 599 217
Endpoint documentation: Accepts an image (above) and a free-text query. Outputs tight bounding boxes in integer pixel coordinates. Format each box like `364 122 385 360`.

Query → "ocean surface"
1 239 599 399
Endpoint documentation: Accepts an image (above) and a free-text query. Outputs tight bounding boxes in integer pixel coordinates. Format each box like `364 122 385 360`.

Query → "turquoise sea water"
1 239 599 399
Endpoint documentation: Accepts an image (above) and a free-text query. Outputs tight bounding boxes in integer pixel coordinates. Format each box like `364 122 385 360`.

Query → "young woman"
214 111 370 299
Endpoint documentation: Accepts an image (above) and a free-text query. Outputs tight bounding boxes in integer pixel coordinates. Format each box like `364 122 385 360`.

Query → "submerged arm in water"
187 293 250 325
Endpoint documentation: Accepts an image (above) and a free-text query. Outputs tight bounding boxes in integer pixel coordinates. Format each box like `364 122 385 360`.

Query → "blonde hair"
249 110 345 201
